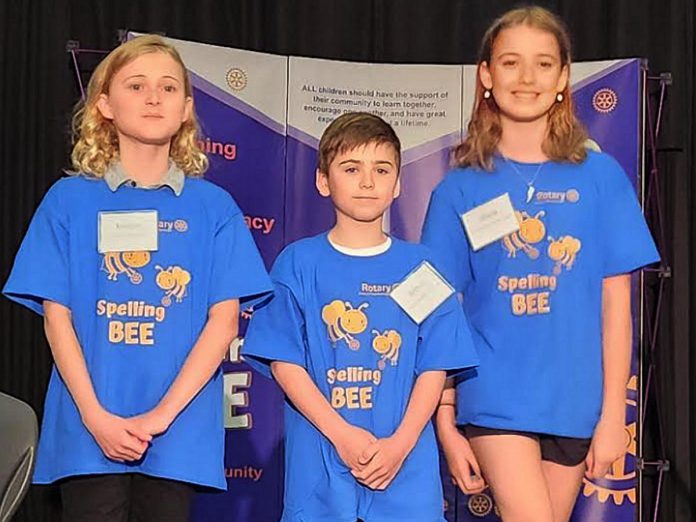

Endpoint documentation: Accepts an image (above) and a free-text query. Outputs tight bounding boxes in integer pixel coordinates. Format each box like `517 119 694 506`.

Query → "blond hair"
454 6 588 170
318 112 401 173
71 34 208 176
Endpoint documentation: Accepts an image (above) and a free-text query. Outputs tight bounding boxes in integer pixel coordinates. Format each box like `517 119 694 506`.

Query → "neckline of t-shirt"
325 232 393 257
495 152 551 168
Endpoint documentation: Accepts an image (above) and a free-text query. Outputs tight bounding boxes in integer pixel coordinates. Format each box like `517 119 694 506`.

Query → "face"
316 141 400 225
97 52 192 147
479 24 568 123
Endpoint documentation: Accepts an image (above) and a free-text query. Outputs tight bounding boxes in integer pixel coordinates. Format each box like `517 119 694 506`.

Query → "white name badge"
98 210 158 253
461 193 519 251
389 261 455 324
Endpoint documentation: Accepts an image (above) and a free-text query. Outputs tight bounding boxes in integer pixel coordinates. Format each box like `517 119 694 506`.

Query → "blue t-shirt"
421 151 659 438
3 174 272 489
242 233 478 522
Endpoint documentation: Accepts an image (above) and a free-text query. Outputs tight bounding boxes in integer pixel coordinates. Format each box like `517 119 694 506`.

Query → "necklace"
502 155 544 203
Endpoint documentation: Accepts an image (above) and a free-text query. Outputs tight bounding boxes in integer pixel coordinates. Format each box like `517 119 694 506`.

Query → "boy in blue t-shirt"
242 112 478 522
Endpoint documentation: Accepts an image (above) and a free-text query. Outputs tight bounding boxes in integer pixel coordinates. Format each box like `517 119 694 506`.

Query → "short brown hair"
318 112 401 173
453 6 588 170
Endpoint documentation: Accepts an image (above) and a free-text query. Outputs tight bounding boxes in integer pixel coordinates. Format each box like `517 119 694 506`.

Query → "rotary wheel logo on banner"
468 492 494 517
226 67 248 91
592 88 618 114
582 375 638 505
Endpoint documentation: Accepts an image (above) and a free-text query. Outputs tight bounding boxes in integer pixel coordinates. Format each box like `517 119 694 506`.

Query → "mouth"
512 91 540 99
142 114 164 119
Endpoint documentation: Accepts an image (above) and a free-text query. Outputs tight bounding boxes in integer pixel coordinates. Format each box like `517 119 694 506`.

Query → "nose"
145 86 161 105
359 170 375 189
519 63 534 84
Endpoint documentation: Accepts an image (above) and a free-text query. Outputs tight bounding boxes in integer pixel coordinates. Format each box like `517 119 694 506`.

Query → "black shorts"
60 473 196 522
463 425 591 467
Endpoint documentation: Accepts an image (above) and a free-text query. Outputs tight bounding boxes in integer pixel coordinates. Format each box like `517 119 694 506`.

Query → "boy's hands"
330 424 377 471
83 408 152 462
351 434 413 490
128 407 174 438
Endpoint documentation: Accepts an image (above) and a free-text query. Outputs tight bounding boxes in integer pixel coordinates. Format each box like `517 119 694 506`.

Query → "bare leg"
541 460 586 522
469 434 554 522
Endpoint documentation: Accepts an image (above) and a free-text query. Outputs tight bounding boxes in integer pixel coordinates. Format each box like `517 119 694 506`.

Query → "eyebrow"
338 159 395 167
123 74 182 83
496 52 558 60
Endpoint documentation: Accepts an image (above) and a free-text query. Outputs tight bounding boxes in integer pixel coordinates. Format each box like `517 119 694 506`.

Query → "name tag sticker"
389 261 454 324
461 193 519 251
98 210 158 253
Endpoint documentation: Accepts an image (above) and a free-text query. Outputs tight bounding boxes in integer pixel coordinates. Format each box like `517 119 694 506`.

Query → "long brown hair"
454 6 588 170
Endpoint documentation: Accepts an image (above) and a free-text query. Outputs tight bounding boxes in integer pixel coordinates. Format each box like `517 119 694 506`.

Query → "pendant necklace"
502 155 544 203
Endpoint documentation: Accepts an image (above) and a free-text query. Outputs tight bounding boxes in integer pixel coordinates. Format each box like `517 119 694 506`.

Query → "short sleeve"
241 250 307 378
421 182 473 293
208 202 272 307
414 291 479 376
598 156 660 276
3 183 70 315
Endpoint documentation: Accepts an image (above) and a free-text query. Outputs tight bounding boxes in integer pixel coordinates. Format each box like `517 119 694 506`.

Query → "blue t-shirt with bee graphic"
421 151 659 438
242 233 478 522
3 172 272 489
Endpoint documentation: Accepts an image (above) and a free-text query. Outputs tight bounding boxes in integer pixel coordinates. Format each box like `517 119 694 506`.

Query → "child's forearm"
393 370 446 449
600 274 632 423
155 299 239 424
271 361 348 443
43 301 102 420
435 378 458 438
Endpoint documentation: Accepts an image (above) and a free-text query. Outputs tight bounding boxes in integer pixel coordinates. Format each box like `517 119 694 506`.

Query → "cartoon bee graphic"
155 265 192 306
502 211 546 259
547 236 582 274
101 251 150 284
321 300 369 350
371 329 402 369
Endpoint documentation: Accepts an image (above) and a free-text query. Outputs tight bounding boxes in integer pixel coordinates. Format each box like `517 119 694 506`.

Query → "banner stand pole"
638 65 672 522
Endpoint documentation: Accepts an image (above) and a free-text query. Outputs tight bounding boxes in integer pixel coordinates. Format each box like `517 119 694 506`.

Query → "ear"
392 175 401 199
96 93 114 120
479 61 493 91
556 64 569 94
182 96 193 123
315 168 331 197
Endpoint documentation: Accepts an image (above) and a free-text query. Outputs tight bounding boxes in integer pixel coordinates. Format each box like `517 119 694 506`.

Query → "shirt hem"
33 467 226 490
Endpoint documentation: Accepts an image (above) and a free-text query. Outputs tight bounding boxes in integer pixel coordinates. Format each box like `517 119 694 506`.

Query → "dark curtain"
1 1 693 520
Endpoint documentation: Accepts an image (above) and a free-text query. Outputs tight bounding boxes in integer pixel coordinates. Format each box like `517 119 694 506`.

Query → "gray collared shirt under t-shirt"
103 161 185 196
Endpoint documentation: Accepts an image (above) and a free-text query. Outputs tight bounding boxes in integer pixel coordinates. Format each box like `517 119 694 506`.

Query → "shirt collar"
103 161 185 196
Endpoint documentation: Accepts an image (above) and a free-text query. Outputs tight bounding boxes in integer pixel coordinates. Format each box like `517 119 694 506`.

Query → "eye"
376 167 391 175
539 61 554 69
128 83 143 91
502 59 517 67
163 84 178 93
345 166 358 173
